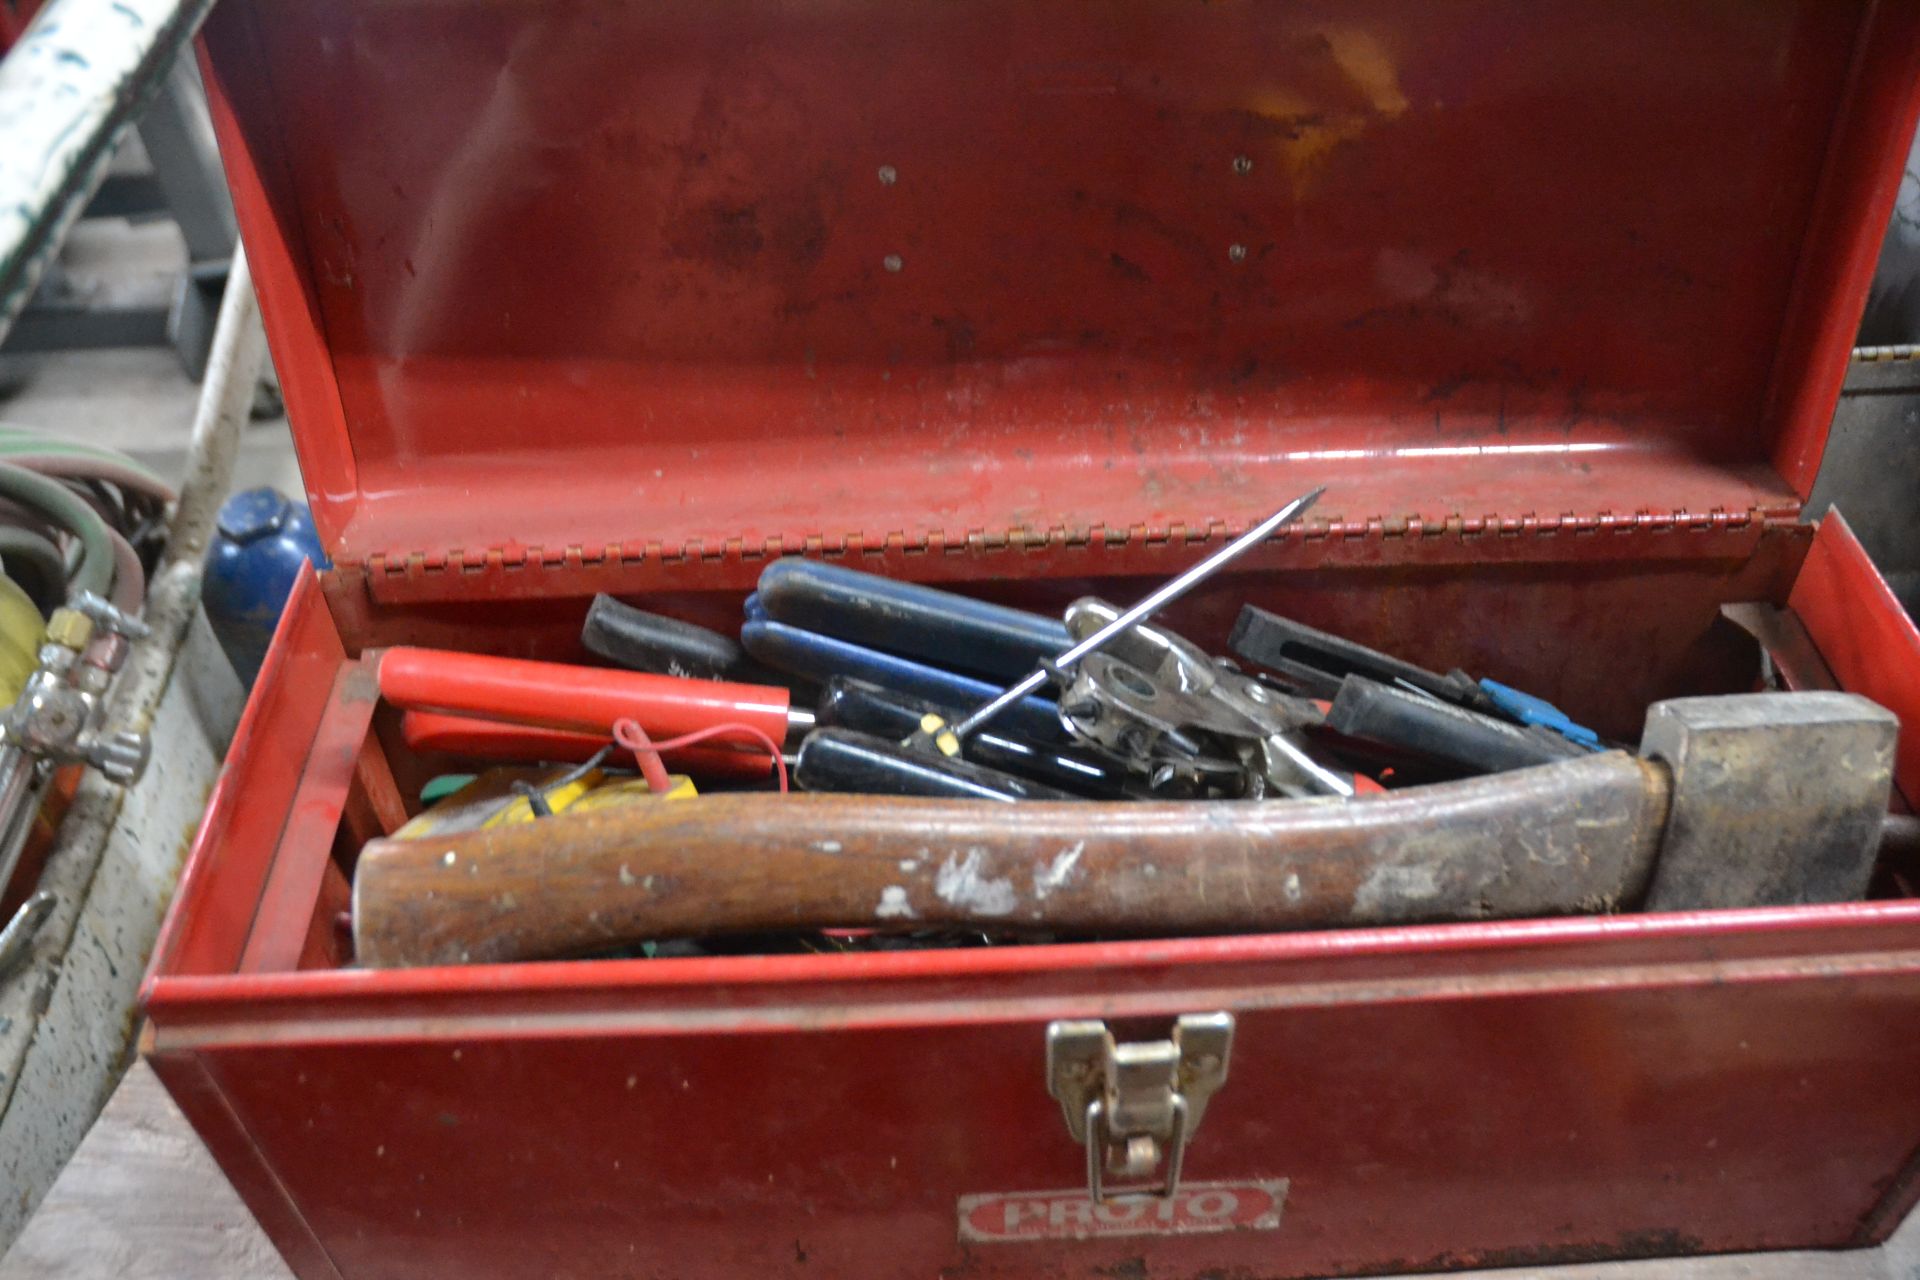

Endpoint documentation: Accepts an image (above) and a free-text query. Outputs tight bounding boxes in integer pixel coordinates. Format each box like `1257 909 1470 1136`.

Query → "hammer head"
1639 692 1898 910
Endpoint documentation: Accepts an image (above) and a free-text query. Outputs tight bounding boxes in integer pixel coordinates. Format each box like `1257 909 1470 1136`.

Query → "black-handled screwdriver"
817 677 1136 799
1325 676 1587 775
795 730 1076 802
756 560 1069 683
581 601 1086 799
584 595 804 691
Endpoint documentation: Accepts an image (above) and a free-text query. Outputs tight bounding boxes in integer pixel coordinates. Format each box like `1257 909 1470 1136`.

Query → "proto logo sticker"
957 1179 1288 1243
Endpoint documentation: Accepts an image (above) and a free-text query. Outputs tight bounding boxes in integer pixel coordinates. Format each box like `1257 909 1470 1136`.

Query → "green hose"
0 461 115 601
0 426 173 499
0 526 69 606
0 424 169 469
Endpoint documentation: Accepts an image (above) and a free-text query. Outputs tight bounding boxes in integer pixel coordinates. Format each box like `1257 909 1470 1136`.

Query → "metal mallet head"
1639 691 1899 910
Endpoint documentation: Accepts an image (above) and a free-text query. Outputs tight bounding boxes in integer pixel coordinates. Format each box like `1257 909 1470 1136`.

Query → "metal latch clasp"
1045 1013 1235 1203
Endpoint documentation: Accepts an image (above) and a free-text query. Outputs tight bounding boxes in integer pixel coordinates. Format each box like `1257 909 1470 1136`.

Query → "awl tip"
1251 486 1325 538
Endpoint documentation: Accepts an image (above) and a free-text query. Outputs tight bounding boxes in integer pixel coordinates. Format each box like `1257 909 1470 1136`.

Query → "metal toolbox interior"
145 2 1920 1276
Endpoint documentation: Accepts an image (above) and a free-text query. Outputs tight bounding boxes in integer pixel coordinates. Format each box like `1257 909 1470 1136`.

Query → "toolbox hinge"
1046 1012 1235 1204
343 504 1798 600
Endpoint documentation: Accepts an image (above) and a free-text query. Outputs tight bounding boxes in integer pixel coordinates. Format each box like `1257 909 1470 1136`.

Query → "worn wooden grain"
353 752 1670 967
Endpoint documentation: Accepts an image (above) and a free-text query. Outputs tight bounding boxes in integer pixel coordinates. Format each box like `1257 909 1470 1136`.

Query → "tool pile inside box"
137 2 1920 1274
346 489 1911 970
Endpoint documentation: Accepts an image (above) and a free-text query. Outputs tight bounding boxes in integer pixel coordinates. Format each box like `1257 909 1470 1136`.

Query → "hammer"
351 692 1899 967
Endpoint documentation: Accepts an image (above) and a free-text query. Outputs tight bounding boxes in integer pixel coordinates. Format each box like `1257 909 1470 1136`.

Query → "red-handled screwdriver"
378 648 813 747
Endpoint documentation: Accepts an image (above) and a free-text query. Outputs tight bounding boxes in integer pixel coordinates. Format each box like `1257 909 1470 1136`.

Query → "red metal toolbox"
144 2 1920 1276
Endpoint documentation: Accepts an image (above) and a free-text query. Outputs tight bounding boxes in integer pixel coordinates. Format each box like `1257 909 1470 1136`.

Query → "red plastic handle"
400 711 773 780
378 647 794 743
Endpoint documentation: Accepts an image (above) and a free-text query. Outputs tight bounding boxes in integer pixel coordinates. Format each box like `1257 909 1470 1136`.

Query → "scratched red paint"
144 1 1920 1277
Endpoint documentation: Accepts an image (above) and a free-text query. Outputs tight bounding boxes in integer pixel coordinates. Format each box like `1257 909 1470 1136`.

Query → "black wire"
545 744 617 789
510 745 617 820
509 781 555 818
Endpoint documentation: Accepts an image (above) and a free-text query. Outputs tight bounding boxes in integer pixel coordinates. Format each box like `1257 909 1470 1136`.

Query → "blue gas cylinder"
203 487 330 685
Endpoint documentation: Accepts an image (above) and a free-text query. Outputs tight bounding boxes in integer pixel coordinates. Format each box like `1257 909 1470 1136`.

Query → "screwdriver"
580 601 1069 751
755 559 1069 682
911 487 1325 756
583 594 800 690
579 604 1078 796
383 654 1072 800
740 619 1068 746
1324 676 1587 775
815 677 1137 798
378 648 813 748
795 730 1076 802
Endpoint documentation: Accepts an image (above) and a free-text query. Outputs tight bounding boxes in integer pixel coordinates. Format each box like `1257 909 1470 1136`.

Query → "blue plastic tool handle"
1477 678 1603 751
756 559 1070 683
740 620 1068 745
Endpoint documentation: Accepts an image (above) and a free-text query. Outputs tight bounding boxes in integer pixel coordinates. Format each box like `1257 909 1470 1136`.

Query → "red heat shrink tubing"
378 646 797 755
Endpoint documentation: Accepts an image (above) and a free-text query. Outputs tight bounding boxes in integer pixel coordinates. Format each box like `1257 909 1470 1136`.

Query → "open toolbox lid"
198 0 1920 582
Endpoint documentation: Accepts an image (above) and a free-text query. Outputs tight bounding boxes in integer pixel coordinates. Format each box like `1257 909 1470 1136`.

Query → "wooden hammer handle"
351 752 1669 967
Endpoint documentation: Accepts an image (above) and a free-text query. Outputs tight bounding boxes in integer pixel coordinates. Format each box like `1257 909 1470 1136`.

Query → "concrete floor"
0 217 303 496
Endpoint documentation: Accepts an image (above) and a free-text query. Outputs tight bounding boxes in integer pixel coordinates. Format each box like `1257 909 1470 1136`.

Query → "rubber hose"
0 461 115 601
0 450 175 503
0 425 173 476
0 526 68 604
103 525 144 613
0 499 61 546
0 433 167 466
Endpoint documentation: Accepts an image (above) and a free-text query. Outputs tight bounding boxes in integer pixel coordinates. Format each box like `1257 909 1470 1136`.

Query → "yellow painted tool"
0 573 44 705
394 765 695 841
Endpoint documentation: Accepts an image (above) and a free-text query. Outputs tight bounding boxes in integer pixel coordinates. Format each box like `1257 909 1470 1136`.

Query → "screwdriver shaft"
948 486 1325 740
